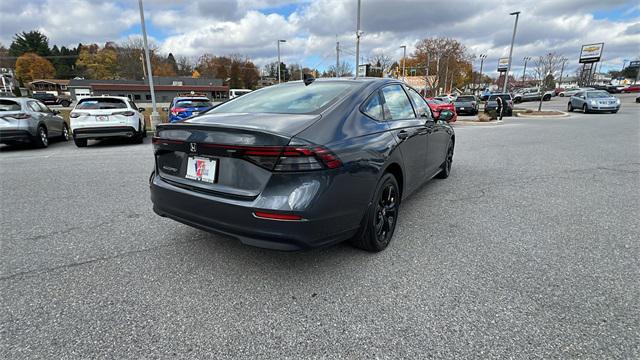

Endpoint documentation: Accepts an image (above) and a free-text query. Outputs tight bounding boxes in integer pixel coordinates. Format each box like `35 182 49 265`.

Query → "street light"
503 11 521 94
478 54 487 92
138 0 159 129
622 59 629 70
522 56 531 84
277 40 286 84
400 45 407 81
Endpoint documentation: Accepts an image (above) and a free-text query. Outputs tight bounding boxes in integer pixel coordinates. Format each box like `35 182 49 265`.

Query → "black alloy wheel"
436 142 454 179
350 173 400 252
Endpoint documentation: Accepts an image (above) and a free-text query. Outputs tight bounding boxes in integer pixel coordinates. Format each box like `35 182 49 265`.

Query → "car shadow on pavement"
84 137 151 148
0 139 68 152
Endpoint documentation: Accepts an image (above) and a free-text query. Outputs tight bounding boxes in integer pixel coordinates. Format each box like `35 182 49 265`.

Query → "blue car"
167 97 213 122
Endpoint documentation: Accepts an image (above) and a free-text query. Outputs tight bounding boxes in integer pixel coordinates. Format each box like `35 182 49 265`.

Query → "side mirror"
138 107 145 112
52 110 60 115
438 110 454 122
161 107 168 112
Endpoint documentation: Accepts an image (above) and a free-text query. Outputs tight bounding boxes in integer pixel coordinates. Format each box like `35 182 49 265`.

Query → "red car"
621 85 640 93
426 97 457 122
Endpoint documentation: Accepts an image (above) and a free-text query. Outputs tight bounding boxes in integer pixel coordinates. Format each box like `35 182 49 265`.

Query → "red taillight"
112 110 135 116
253 211 303 221
152 137 184 145
171 107 186 115
7 113 31 120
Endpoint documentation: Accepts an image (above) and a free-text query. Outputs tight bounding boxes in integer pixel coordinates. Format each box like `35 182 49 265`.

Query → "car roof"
78 96 130 101
0 97 28 103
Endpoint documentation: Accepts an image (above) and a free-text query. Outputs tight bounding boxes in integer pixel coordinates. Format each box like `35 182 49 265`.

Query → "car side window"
380 85 416 120
405 88 432 119
575 92 583 98
128 100 138 110
362 91 383 120
36 101 51 113
27 101 40 112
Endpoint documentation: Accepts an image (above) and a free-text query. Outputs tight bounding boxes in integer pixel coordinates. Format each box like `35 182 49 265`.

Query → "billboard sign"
357 64 368 77
579 43 604 63
497 57 509 71
628 60 640 69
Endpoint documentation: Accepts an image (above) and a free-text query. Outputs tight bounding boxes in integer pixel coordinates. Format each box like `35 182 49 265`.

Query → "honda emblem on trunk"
190 143 197 153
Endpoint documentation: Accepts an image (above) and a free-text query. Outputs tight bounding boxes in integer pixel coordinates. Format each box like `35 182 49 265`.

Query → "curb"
516 111 569 118
453 120 503 126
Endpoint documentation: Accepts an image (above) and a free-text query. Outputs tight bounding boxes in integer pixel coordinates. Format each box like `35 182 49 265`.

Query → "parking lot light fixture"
503 11 521 94
478 54 487 92
138 0 159 129
277 40 286 84
400 45 407 81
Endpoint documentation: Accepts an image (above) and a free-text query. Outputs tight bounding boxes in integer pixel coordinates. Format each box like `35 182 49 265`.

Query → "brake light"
112 110 136 116
7 113 31 119
253 211 303 221
152 137 184 145
171 107 187 115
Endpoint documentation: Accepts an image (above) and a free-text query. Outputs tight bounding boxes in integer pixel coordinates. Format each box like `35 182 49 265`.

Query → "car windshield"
175 99 212 108
76 98 127 109
456 96 475 102
488 94 511 101
0 99 21 111
586 91 611 98
210 82 356 114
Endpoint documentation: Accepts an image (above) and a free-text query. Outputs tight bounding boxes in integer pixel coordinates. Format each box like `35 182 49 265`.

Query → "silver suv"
513 87 553 103
0 97 70 147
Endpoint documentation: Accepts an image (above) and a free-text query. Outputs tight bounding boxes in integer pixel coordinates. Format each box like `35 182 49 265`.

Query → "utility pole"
277 39 286 83
435 56 441 94
400 45 407 82
503 11 521 93
336 39 340 77
478 54 486 93
443 57 449 94
522 56 531 84
138 0 159 129
354 0 362 79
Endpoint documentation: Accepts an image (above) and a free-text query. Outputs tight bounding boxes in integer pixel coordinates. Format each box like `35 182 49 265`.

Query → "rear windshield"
76 98 127 109
210 82 356 114
586 91 611 98
0 100 21 111
488 94 512 101
175 99 212 108
456 96 475 101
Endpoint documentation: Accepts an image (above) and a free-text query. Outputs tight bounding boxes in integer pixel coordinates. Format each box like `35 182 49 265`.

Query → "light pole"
521 56 531 84
622 59 629 70
478 54 486 92
503 11 520 94
277 39 286 83
400 45 407 81
558 57 568 89
355 0 362 79
138 0 159 129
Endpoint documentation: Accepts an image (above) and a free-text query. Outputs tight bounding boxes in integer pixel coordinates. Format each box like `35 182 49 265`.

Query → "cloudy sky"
1 0 639 76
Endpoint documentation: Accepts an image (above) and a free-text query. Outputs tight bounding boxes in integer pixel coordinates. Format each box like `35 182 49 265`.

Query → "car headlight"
590 100 597 105
616 99 620 104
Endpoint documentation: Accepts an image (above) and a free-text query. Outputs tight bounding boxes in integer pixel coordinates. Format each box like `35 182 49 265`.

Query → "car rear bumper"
73 126 137 139
150 173 360 251
455 107 477 114
0 130 33 142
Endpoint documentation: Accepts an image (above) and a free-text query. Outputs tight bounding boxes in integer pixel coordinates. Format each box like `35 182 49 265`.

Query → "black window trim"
359 89 384 121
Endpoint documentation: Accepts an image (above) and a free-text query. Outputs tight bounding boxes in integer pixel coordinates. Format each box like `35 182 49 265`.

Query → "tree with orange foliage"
15 52 56 82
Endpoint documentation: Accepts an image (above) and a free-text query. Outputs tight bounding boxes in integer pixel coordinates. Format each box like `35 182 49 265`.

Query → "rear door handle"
397 130 411 139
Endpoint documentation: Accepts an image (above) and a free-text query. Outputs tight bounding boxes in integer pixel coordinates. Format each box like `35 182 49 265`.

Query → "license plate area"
96 115 109 121
185 156 218 183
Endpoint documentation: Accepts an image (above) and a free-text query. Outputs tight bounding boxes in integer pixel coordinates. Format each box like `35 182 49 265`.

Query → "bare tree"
368 52 393 75
533 52 563 111
327 61 353 77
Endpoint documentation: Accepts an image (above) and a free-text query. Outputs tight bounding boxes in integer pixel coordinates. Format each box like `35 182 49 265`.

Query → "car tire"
543 95 551 101
133 121 145 143
567 102 574 112
74 138 88 147
350 173 400 252
34 125 48 148
60 100 71 107
612 110 618 114
514 98 521 104
559 93 565 97
436 141 454 179
60 123 70 141
583 104 589 114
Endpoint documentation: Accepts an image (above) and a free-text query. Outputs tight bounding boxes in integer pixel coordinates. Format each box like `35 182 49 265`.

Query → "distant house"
67 76 229 103
29 79 70 96
403 75 437 96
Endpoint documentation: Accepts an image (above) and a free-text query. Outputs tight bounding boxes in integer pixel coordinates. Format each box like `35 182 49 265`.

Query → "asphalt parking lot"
1 95 639 358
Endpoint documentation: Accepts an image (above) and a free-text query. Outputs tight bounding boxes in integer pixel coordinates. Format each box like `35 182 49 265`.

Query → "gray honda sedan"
567 90 621 113
150 78 455 252
0 97 70 147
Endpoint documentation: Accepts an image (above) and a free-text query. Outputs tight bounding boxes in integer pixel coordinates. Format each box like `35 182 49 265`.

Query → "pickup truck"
512 87 554 103
31 92 72 107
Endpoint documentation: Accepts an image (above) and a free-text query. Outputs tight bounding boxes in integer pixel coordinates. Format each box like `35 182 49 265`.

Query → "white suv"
69 96 146 147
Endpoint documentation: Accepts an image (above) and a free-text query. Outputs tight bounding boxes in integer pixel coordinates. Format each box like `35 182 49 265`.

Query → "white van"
229 89 252 99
